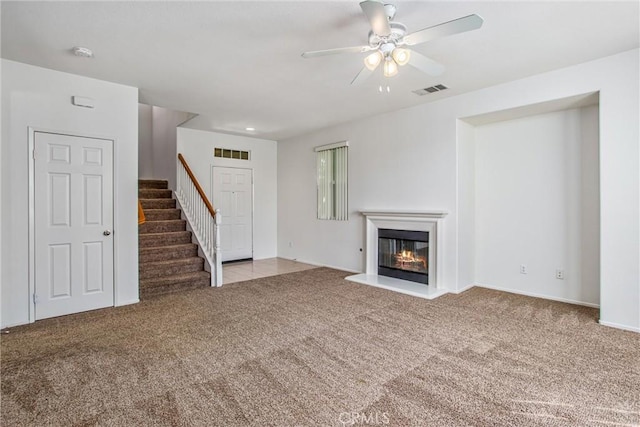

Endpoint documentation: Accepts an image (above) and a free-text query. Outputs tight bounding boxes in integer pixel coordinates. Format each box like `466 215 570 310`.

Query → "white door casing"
212 167 253 262
33 132 114 320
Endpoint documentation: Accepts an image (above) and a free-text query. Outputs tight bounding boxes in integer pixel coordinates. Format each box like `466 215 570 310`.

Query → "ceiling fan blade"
403 14 484 46
302 45 372 58
360 0 391 37
407 51 445 76
351 66 375 85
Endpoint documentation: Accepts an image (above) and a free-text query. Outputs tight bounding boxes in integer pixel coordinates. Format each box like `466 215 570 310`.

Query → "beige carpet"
2 268 639 426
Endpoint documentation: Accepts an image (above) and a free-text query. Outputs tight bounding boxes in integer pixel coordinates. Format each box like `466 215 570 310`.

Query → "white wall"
0 52 3 322
176 127 277 260
1 60 139 328
474 108 599 306
278 49 639 331
278 107 457 274
580 105 601 305
138 103 153 179
152 107 191 191
137 104 191 189
456 120 476 292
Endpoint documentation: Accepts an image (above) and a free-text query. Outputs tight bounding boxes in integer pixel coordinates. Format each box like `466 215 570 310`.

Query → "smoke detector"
72 46 94 58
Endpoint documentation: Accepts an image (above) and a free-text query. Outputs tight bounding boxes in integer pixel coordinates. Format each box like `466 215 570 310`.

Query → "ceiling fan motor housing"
368 22 407 47
380 42 396 55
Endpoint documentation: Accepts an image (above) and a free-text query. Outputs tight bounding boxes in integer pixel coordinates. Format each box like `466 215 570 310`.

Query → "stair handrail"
176 153 222 287
178 154 216 218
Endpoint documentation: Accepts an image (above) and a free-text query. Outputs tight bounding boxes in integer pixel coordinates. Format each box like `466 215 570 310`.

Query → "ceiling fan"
302 1 484 84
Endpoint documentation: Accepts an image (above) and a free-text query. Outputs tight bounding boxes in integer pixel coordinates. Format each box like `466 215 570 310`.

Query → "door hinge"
32 294 39 304
32 150 36 160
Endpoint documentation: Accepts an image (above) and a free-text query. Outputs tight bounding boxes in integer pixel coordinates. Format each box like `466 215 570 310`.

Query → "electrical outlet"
520 264 527 274
556 269 564 280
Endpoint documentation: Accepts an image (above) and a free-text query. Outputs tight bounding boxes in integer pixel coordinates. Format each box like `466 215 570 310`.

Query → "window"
315 141 348 220
214 148 250 160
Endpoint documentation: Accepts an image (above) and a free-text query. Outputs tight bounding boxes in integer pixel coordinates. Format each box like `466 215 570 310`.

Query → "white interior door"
212 167 253 262
34 132 114 320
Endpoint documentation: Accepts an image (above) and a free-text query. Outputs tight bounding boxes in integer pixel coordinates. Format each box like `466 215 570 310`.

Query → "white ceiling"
2 1 638 140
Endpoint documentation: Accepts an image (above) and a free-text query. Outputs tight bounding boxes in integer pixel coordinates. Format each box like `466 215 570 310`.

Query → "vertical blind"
316 142 348 221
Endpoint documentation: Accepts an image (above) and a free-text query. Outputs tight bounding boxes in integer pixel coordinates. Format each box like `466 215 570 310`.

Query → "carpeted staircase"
138 179 210 298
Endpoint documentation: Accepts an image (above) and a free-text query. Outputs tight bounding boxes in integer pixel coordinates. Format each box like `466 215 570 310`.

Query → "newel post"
214 208 222 287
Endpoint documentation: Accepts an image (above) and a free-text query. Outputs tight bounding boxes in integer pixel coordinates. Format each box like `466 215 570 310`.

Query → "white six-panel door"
212 167 253 262
34 132 114 320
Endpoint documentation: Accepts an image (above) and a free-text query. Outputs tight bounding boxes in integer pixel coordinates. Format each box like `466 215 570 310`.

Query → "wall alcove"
457 92 601 308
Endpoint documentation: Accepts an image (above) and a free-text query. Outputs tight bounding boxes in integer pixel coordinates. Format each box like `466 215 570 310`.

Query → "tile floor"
222 257 317 285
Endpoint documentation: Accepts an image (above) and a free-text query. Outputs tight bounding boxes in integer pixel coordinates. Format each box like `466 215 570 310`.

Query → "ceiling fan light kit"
302 0 484 85
392 48 410 66
383 58 398 77
364 51 383 70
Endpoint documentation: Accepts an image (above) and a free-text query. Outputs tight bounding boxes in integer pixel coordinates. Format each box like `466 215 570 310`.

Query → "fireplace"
345 210 448 300
378 229 429 284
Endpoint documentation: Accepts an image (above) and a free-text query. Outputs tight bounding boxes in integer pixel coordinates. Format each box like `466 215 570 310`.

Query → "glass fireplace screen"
378 229 429 285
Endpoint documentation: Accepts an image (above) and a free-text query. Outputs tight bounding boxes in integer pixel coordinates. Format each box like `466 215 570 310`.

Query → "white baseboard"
115 298 140 307
475 282 600 308
449 283 476 294
1 319 30 329
598 320 640 333
252 254 279 261
278 257 362 274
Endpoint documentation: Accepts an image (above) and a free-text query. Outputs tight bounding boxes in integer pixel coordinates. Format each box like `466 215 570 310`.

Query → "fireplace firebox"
378 229 429 285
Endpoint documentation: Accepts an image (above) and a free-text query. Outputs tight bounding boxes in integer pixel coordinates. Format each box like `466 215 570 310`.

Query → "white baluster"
177 155 221 288
214 208 222 287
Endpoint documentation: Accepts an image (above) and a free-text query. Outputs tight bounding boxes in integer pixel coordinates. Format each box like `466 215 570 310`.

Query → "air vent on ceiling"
412 84 448 96
214 148 250 160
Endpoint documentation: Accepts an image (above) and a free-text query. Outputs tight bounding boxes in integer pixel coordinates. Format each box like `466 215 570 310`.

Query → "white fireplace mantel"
346 209 449 300
360 210 448 219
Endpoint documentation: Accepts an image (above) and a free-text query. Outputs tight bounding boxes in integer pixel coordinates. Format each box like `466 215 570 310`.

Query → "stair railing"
176 153 222 287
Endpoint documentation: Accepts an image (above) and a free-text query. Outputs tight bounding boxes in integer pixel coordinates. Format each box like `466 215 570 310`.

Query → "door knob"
103 230 112 236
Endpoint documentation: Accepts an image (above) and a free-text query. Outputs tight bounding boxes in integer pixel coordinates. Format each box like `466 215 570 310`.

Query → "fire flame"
400 250 415 262
395 250 427 270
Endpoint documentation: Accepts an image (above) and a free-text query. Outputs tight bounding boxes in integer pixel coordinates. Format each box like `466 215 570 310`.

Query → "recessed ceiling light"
245 127 255 131
72 46 94 58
